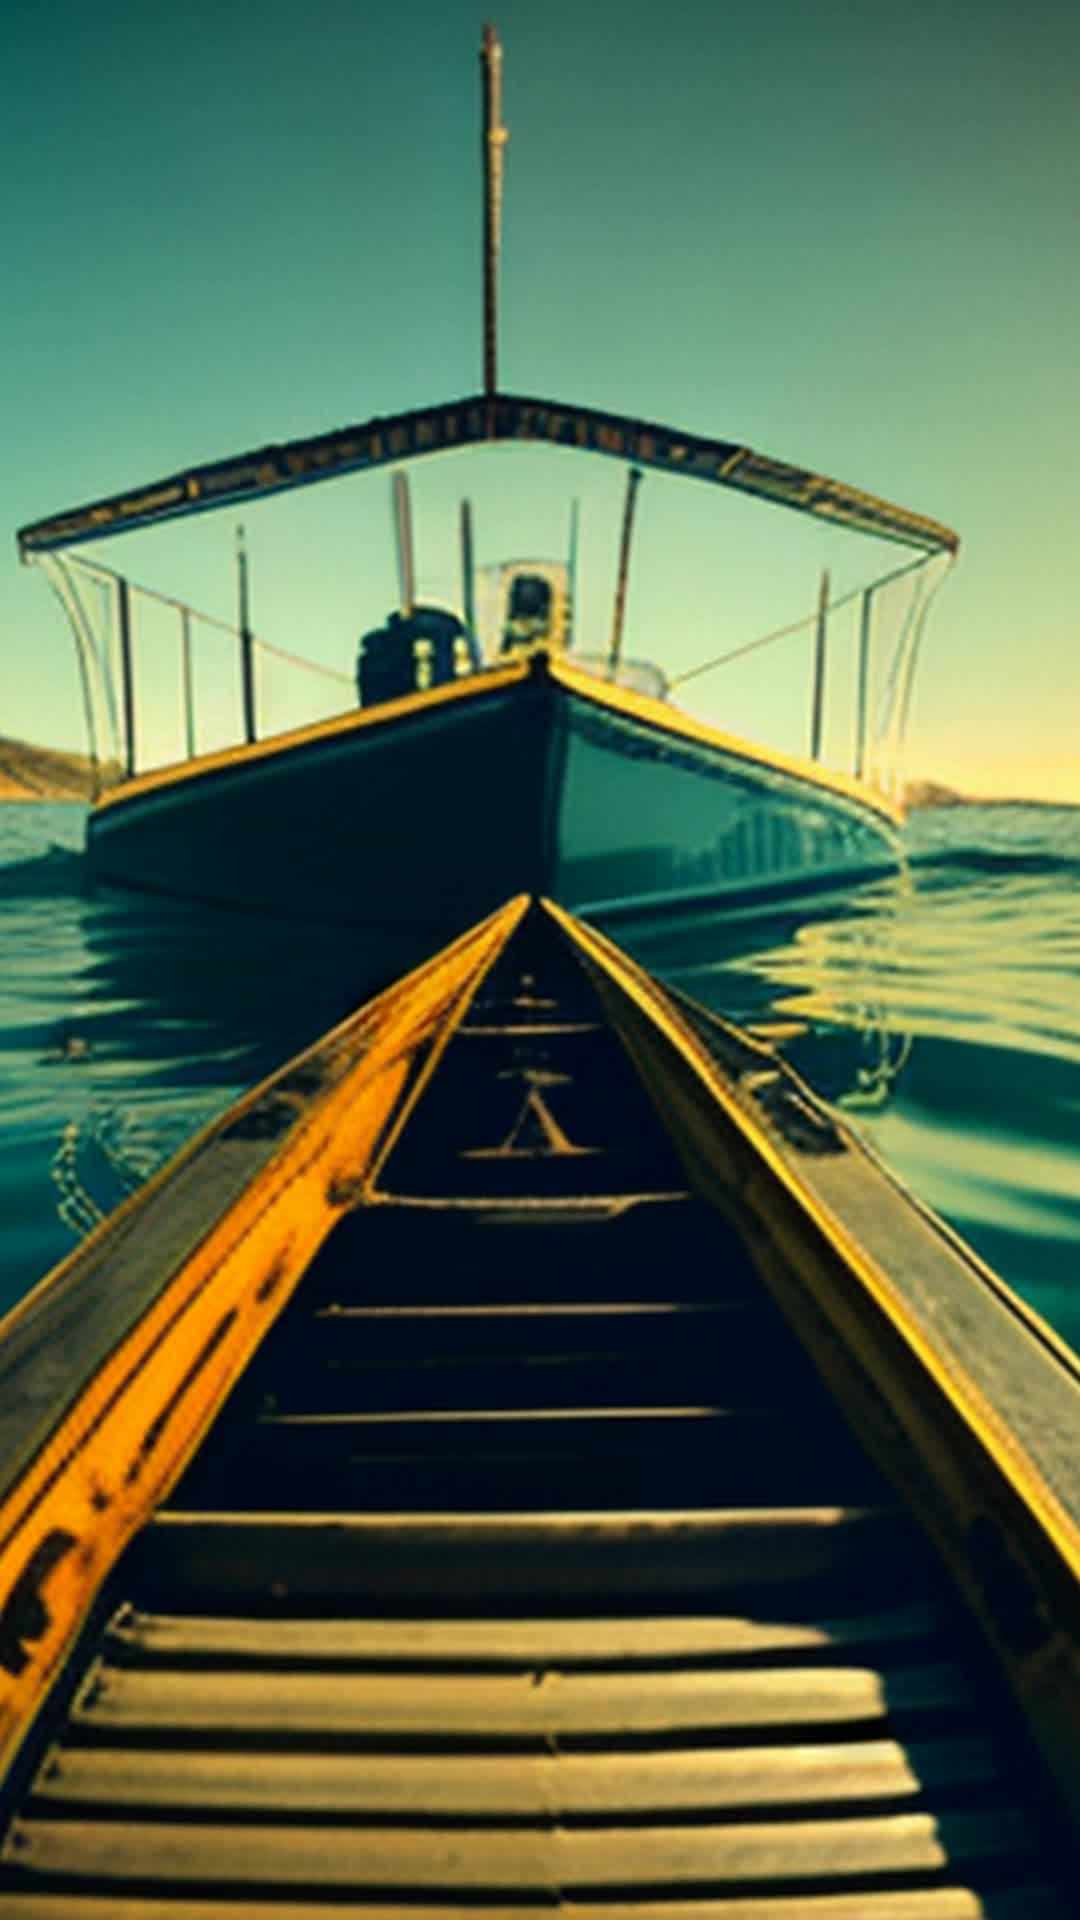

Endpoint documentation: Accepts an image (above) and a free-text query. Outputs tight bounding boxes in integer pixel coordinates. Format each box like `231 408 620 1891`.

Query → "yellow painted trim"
0 900 526 1357
0 897 526 1784
93 641 901 830
364 898 532 1197
547 651 904 828
92 657 531 816
542 899 1080 1582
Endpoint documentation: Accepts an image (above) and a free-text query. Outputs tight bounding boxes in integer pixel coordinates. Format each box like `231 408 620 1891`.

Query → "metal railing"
31 540 951 807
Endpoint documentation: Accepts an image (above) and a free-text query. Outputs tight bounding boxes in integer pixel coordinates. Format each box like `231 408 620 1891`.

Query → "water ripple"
1 800 1078 1353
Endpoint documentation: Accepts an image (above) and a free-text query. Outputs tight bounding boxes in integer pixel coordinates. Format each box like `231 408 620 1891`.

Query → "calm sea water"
2 801 1079 1350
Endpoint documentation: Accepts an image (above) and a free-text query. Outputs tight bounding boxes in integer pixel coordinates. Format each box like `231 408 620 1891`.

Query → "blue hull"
87 654 900 933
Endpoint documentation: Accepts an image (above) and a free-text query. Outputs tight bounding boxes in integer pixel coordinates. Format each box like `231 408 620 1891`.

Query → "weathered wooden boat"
0 896 1076 1915
15 29 959 934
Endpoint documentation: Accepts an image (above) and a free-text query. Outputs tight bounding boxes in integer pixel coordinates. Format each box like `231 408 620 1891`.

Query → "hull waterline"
86 650 902 930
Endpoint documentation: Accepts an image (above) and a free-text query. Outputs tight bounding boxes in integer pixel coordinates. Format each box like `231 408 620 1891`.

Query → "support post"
810 567 829 761
180 608 196 760
855 586 872 780
608 467 643 679
460 499 475 638
237 526 256 745
116 576 136 779
567 498 580 648
481 23 507 399
393 473 416 617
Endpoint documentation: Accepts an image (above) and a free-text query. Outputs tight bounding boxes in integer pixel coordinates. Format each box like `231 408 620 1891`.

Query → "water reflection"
605 870 915 1108
2 805 1078 1355
0 841 442 1309
608 837 1080 1350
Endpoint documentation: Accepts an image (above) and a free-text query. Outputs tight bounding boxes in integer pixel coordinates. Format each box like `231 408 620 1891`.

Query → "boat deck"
0 930 1071 1914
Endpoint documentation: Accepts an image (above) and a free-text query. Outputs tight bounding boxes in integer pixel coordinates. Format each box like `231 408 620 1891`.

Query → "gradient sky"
3 0 1078 799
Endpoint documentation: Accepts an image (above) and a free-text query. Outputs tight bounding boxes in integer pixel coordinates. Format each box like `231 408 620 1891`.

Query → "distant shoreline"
0 735 1071 811
0 736 99 802
902 779 1078 812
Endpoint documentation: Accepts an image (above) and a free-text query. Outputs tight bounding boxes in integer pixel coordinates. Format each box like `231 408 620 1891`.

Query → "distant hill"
903 777 1075 811
0 735 100 801
0 738 1064 811
902 778 970 810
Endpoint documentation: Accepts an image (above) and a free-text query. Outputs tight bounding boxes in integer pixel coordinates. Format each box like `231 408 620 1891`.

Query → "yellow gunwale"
91 645 901 831
546 899 1080 1583
0 899 528 1783
548 652 903 828
0 902 525 1361
91 656 533 815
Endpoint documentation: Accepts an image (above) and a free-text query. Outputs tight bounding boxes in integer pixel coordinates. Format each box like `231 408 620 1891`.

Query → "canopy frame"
16 391 959 560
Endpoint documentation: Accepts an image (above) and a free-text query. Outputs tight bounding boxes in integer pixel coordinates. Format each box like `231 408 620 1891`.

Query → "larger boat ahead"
15 28 958 935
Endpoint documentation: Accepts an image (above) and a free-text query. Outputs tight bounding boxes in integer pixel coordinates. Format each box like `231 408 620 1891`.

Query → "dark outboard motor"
356 606 479 708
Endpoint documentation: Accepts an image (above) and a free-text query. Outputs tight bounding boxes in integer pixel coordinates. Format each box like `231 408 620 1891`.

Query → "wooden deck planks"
133 1505 921 1603
1 1809 1038 1891
72 1658 973 1739
35 1734 1001 1818
4 928 1074 1919
0 1890 1070 1919
105 1599 946 1667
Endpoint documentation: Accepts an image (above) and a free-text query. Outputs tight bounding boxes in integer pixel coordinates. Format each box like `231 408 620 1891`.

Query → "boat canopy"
15 391 959 559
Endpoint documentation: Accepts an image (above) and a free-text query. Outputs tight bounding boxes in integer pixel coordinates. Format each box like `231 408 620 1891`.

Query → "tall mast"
481 23 508 399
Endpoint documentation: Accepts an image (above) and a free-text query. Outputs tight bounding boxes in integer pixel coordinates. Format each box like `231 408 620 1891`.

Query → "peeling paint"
0 1531 77 1677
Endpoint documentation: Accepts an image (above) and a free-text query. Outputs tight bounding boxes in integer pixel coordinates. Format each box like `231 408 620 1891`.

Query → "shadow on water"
607 820 1080 1351
1 802 1078 1353
0 827 446 1311
0 848 88 896
81 884 441 1071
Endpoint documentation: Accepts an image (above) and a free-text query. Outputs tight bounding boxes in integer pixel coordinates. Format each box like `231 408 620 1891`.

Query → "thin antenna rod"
180 607 196 760
237 525 256 744
810 566 829 761
393 472 415 615
567 498 580 649
608 467 643 678
460 499 476 637
481 23 508 398
41 556 102 794
116 575 136 776
855 586 873 779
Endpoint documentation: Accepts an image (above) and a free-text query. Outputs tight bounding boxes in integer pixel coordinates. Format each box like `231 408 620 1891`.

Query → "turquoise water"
2 801 1079 1350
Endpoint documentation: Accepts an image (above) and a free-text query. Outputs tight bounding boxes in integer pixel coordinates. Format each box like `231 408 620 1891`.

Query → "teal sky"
4 0 1078 799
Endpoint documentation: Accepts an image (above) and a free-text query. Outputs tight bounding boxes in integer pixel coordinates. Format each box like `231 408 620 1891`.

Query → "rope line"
251 636 353 685
54 554 353 686
668 552 935 690
668 610 817 688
